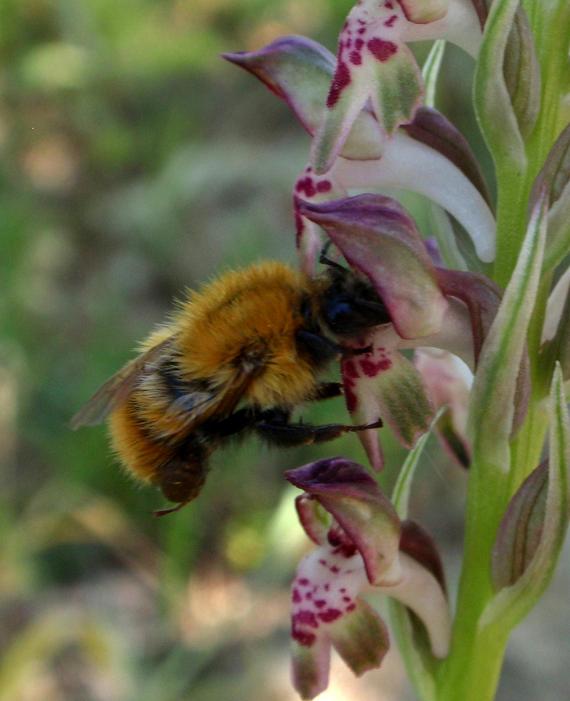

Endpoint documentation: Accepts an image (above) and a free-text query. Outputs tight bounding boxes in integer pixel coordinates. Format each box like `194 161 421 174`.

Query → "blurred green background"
1 1 567 700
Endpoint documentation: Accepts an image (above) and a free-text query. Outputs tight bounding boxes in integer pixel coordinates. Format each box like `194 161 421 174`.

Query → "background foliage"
0 1 566 699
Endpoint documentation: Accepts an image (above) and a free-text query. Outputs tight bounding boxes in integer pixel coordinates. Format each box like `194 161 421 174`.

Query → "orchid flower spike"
286 457 450 700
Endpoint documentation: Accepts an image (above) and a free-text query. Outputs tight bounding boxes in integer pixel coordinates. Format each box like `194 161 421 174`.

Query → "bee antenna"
153 502 186 517
319 241 347 273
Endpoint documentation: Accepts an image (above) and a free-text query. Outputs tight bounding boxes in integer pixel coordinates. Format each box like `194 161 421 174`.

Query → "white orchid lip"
332 131 496 263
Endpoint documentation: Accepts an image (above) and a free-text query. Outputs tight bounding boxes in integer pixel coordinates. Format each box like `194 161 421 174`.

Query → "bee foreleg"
295 330 342 363
311 382 343 401
255 417 382 447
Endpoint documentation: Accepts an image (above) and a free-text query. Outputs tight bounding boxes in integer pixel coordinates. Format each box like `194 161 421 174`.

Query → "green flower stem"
435 457 509 701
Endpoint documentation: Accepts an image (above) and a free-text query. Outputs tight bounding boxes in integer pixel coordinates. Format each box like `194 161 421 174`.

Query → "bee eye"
325 300 355 330
322 296 391 336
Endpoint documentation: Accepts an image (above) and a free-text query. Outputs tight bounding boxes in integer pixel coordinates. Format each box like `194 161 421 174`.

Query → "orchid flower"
224 36 496 273
309 0 483 172
296 192 525 470
286 457 450 700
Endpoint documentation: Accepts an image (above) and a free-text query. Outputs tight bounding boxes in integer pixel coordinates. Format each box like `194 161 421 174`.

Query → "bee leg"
154 502 186 518
312 382 343 401
297 326 374 361
296 329 342 364
319 241 347 272
255 417 382 447
200 407 260 438
341 345 373 357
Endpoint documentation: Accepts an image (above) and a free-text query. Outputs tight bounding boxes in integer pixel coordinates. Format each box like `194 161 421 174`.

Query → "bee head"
317 253 391 339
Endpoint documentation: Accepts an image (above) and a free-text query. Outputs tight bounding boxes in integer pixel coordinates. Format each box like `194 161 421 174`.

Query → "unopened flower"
286 457 450 700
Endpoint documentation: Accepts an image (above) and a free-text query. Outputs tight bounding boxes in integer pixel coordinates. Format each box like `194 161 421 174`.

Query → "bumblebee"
71 259 390 514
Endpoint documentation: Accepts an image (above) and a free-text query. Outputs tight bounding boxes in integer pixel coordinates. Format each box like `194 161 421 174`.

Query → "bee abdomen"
157 455 208 504
156 441 209 504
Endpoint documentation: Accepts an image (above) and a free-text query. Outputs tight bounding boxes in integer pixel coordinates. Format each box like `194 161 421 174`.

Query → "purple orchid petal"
290 544 389 698
299 194 449 339
290 546 366 692
295 495 329 546
399 519 447 592
223 36 385 161
433 269 531 434
435 268 501 363
286 458 401 585
222 36 334 138
311 2 423 173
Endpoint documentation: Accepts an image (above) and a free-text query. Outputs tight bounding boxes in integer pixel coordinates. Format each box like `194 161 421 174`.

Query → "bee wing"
70 337 174 429
162 353 265 432
161 372 252 432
